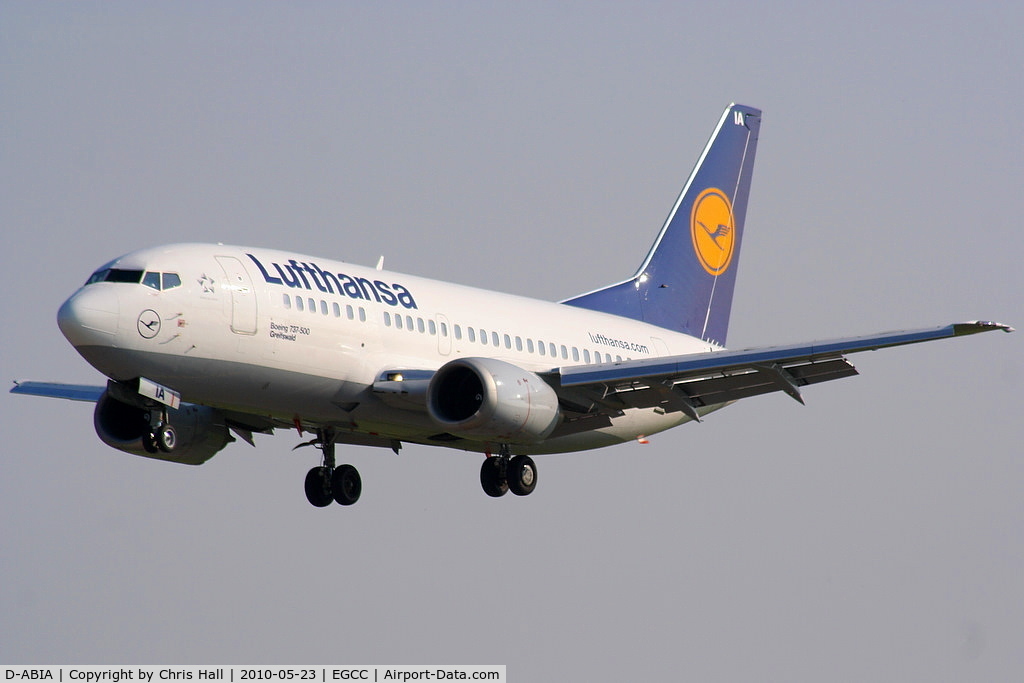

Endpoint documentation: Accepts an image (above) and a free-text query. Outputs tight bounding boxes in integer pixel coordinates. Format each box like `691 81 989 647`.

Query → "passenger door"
216 255 258 335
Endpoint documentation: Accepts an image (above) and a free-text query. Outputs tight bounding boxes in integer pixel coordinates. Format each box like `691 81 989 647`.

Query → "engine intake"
94 390 232 465
427 358 560 443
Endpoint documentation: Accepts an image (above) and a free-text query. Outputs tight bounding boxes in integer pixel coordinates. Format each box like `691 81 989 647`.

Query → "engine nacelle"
427 357 561 443
93 390 232 465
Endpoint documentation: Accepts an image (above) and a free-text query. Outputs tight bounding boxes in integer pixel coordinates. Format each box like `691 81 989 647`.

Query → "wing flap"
675 358 858 403
597 357 858 415
785 358 860 384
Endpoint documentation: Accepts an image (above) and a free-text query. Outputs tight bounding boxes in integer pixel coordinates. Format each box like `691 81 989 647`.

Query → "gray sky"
2 2 1022 679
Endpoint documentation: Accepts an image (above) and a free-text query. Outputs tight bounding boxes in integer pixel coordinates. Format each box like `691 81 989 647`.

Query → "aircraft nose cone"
57 286 119 347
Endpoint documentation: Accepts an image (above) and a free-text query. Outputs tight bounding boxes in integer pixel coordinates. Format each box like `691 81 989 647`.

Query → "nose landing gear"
142 407 177 454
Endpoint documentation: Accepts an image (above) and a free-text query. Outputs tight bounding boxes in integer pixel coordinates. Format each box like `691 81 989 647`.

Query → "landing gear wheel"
156 424 177 453
480 457 509 497
143 431 159 454
508 454 538 496
304 466 333 507
332 464 362 506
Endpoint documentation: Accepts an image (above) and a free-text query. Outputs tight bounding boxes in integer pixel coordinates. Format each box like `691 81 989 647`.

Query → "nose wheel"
155 423 177 452
142 408 177 454
303 429 362 507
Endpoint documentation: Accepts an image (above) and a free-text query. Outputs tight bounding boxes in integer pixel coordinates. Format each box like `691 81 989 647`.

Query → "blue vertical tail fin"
563 103 761 346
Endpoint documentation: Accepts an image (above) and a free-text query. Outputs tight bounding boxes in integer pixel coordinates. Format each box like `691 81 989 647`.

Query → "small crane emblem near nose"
137 309 161 339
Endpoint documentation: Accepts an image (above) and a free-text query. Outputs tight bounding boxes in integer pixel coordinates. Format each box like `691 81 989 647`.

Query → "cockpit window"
85 269 109 285
142 272 162 290
106 269 144 283
85 268 181 289
85 268 144 285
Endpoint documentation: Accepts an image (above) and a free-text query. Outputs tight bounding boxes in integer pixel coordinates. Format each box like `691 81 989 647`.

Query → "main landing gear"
480 445 537 498
301 435 535 505
304 429 362 507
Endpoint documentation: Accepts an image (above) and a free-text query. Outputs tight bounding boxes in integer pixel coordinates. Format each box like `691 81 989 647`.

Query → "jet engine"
426 357 561 443
93 390 232 465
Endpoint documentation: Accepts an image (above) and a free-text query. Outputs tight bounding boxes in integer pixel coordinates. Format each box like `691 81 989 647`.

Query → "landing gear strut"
480 445 537 498
304 428 362 507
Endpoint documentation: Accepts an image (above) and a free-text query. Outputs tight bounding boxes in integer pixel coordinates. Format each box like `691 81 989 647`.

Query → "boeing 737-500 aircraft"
11 104 1012 507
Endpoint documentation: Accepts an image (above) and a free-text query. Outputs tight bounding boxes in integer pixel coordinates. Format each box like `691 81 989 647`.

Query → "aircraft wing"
11 380 105 402
10 379 280 445
552 321 1012 421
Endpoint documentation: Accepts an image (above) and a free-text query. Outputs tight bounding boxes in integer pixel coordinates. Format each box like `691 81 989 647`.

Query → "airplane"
11 103 1012 508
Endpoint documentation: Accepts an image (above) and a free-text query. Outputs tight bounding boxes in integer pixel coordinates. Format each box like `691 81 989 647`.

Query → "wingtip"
952 321 1014 335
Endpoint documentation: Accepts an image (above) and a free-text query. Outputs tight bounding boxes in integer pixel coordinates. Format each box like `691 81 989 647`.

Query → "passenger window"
307 298 315 312
296 297 304 312
515 336 523 352
550 343 557 357
346 305 355 320
480 329 488 345
538 340 546 356
584 349 591 363
527 339 534 353
142 272 161 290
333 302 341 317
359 308 366 322
503 334 511 349
492 331 500 347
395 315 403 329
440 322 447 336
428 320 436 335
384 312 392 327
417 318 425 333
320 300 328 315
406 315 414 331
467 327 475 342
572 347 580 362
283 294 291 309
561 345 568 360
163 273 181 289
454 325 462 340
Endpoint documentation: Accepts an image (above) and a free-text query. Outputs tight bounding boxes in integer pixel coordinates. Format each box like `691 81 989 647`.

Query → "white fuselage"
61 243 720 455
